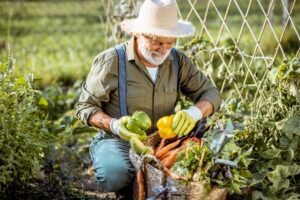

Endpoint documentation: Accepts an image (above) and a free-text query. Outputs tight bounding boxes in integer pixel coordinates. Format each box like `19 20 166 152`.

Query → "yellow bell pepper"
156 115 176 139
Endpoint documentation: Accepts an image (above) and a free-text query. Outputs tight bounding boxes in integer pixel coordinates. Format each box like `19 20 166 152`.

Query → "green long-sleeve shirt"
76 37 222 133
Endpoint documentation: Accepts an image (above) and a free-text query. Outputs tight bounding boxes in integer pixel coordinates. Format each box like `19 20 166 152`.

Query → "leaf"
38 97 48 107
225 121 234 134
230 181 242 195
286 147 295 161
279 135 294 148
72 126 98 135
267 164 300 186
237 146 254 167
268 68 278 85
15 77 26 85
289 81 299 97
285 192 300 200
239 169 253 179
261 149 283 160
282 114 300 136
269 179 290 192
272 166 289 180
215 159 238 168
287 163 300 175
252 190 274 200
26 73 34 88
222 141 241 160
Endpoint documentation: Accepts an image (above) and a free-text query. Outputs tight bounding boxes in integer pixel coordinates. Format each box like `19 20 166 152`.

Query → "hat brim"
120 19 195 38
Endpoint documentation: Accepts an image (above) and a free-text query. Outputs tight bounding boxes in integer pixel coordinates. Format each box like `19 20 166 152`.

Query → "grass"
0 0 299 87
0 0 106 87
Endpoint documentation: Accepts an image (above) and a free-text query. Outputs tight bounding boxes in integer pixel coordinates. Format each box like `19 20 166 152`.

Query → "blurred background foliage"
0 0 299 87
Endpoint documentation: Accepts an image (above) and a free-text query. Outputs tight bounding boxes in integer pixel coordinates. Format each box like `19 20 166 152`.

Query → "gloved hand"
126 111 151 135
110 117 147 142
172 106 203 137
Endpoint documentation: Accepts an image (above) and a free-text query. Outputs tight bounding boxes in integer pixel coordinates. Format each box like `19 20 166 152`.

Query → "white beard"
138 37 171 66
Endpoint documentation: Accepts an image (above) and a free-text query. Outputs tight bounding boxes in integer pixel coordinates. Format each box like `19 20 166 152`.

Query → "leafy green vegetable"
171 141 208 179
170 119 254 195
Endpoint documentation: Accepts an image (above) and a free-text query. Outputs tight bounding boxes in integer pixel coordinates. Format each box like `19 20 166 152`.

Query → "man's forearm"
194 100 214 118
88 111 113 132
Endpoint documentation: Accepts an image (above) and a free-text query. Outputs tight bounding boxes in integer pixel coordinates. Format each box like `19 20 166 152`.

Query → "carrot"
164 167 188 181
160 151 171 160
154 138 166 155
137 169 144 200
160 145 185 161
161 157 169 166
163 145 185 168
155 139 180 158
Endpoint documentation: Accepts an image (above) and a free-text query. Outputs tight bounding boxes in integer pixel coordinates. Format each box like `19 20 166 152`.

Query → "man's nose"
158 44 171 54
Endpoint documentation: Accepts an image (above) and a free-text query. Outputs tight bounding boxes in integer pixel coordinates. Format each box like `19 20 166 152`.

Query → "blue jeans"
89 131 135 192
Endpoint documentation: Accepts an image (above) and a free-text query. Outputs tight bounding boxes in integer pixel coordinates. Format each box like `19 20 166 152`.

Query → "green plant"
244 58 300 199
181 35 300 198
219 58 300 199
0 52 54 195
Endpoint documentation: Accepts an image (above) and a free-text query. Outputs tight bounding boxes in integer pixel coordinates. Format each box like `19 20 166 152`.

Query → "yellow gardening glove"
172 106 203 137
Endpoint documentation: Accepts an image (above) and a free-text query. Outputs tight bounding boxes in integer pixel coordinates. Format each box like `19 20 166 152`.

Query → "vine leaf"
267 164 300 192
282 114 300 136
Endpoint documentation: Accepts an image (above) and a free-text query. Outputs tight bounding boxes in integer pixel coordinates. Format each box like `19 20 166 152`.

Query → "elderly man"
76 0 221 199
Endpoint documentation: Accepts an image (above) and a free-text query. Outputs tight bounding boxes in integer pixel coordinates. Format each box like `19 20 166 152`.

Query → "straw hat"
120 0 195 38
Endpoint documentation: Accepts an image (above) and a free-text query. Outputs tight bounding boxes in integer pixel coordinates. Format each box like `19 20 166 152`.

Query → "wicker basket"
129 132 227 200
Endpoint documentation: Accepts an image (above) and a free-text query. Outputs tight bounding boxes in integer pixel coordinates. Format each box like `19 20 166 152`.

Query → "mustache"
149 47 171 57
151 51 164 56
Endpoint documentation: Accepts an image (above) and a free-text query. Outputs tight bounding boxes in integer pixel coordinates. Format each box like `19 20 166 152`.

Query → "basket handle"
140 154 167 198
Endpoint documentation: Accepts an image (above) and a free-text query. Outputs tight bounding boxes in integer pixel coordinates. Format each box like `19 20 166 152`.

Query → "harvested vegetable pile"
171 119 254 194
130 114 254 197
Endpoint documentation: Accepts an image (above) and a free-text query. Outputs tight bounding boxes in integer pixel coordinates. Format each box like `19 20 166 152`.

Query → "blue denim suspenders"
115 45 179 117
170 48 179 91
115 45 128 116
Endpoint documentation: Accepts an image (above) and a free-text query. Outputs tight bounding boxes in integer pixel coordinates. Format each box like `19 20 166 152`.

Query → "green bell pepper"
126 111 151 133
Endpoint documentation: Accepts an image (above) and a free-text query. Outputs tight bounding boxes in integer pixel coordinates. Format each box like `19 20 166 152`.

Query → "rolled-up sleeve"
76 53 117 125
177 50 222 113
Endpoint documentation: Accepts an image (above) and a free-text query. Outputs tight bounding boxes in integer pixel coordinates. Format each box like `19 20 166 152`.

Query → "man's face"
137 35 176 66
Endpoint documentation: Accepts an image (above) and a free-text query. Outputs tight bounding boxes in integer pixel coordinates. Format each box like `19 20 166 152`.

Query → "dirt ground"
58 136 117 200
